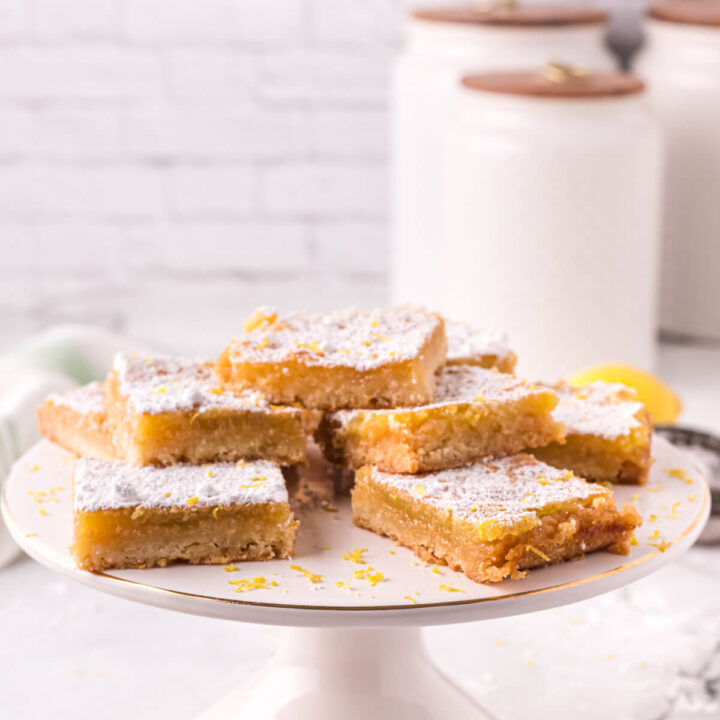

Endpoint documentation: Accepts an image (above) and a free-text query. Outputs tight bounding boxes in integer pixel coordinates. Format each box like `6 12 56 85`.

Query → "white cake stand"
2 437 709 720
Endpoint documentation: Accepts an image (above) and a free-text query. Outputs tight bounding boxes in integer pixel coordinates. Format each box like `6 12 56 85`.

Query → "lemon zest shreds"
439 584 464 593
342 548 368 564
412 483 427 498
38 508 47 516
353 567 384 586
526 545 551 562
648 514 658 522
154 386 167 394
243 309 277 332
404 596 417 604
228 576 269 593
28 464 40 473
665 467 694 484
335 581 350 589
649 529 660 540
25 533 37 538
650 539 669 552
186 497 199 505
687 494 697 502
209 388 223 395
630 536 639 546
224 564 239 572
631 494 640 502
290 565 324 584
431 566 441 574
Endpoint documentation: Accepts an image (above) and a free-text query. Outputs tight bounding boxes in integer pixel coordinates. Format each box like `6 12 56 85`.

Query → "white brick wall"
0 0 644 355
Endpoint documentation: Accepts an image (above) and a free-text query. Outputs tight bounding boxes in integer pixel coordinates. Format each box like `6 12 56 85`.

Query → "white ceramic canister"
636 1 720 341
391 4 616 309
441 70 663 380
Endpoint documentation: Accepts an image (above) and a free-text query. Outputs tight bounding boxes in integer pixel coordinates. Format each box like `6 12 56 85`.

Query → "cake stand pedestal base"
195 627 491 720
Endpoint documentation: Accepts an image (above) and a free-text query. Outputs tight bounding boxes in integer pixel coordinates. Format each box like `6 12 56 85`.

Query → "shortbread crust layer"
215 307 447 410
352 455 640 583
316 366 564 473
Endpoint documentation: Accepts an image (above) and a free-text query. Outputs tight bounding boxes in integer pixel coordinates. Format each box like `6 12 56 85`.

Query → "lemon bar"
215 306 447 410
105 353 306 467
531 382 652 485
352 455 640 583
445 320 517 373
37 382 117 460
315 365 564 473
72 457 297 571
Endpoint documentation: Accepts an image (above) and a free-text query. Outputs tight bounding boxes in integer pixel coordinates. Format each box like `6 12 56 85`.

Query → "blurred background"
3 2 720 719
0 0 648 357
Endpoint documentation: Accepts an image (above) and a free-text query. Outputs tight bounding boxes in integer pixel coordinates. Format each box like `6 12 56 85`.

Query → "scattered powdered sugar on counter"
445 320 512 363
113 353 288 416
224 306 442 371
48 382 105 416
367 454 607 528
74 457 288 512
551 381 645 439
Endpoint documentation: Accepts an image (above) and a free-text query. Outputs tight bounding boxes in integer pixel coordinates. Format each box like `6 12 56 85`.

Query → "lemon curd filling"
531 382 652 485
316 365 565 474
352 455 640 583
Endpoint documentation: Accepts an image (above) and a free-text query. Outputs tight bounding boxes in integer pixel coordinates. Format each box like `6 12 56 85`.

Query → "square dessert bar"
352 455 640 583
531 382 652 485
315 365 565 473
214 306 447 410
73 457 297 571
445 320 517 373
105 353 306 467
37 382 117 460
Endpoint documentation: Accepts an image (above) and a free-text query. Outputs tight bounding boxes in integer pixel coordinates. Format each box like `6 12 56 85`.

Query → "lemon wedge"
566 364 682 425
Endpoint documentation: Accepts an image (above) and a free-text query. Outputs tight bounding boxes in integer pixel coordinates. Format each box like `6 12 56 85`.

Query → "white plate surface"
2 437 708 627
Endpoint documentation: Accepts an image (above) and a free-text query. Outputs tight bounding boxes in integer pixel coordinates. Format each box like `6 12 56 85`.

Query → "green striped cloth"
0 324 135 476
0 324 139 567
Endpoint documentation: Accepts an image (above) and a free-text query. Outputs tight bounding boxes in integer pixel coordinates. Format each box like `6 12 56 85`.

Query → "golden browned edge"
3 474 708 612
36 399 118 461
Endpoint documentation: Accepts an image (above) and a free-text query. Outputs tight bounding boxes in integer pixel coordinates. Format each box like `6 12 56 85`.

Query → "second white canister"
636 1 720 341
441 70 663 380
391 4 616 309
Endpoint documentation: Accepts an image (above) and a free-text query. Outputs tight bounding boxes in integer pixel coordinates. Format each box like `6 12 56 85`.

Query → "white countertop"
2 341 720 720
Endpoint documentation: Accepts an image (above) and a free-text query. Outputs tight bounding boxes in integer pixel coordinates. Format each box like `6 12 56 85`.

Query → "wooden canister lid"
648 1 720 27
413 4 607 27
461 66 645 98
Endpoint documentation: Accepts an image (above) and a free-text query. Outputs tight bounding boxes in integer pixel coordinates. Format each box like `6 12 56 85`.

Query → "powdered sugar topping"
225 306 443 371
367 454 608 528
74 457 288 512
113 353 285 416
551 381 645 439
48 382 105 416
445 320 513 364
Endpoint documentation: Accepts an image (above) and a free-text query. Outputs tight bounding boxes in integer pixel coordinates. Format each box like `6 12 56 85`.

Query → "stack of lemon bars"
37 307 648 583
